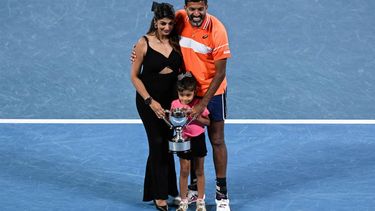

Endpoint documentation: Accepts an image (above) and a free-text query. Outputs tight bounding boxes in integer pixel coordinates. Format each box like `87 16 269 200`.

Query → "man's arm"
191 58 227 118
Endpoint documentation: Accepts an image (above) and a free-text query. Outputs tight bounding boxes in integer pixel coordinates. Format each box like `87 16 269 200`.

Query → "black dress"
136 36 182 201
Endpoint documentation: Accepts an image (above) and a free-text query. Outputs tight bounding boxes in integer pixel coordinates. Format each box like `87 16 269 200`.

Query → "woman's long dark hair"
147 2 181 55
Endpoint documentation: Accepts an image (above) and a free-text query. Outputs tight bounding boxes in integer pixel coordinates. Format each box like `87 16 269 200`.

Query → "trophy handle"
183 116 196 128
162 109 173 129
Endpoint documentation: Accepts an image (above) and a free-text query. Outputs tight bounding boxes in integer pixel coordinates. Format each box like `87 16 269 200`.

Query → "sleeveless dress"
136 36 182 201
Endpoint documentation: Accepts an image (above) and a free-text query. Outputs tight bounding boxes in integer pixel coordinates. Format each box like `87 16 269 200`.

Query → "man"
175 1 231 210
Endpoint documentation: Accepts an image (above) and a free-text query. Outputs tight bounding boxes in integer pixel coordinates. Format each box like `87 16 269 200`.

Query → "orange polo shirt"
176 9 231 97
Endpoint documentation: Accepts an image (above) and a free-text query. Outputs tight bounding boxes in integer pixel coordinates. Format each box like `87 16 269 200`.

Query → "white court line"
0 119 375 124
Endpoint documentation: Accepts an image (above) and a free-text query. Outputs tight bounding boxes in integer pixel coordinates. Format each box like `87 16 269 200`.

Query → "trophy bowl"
169 108 188 126
167 108 191 153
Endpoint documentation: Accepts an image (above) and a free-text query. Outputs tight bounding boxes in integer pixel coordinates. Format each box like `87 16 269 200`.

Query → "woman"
130 2 182 211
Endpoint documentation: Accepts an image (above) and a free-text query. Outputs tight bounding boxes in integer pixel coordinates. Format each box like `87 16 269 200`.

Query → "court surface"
1 1 375 210
1 123 374 210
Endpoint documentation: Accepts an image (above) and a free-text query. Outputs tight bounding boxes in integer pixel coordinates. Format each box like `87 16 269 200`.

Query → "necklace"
151 33 172 56
157 38 169 45
157 39 171 53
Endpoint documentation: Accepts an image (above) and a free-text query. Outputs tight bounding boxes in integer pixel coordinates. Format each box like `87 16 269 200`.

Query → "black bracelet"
144 97 153 105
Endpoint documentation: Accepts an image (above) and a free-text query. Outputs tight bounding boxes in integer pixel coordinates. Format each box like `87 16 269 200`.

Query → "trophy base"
169 140 191 153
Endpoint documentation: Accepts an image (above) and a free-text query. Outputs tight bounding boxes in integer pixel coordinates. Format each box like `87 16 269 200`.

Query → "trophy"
162 108 193 153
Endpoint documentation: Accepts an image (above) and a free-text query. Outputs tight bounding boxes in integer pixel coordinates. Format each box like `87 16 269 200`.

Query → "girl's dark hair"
147 2 181 55
185 0 207 5
177 73 197 93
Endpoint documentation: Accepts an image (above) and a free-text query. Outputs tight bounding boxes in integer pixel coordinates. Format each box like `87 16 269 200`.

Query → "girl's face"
178 90 195 105
155 18 174 36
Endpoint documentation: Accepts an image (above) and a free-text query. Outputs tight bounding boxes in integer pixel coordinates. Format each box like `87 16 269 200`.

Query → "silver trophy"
162 108 193 153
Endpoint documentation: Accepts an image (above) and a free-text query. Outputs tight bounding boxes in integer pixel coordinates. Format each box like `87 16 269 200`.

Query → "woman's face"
155 18 174 36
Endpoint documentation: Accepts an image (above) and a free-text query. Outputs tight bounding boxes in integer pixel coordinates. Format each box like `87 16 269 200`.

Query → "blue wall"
1 0 374 119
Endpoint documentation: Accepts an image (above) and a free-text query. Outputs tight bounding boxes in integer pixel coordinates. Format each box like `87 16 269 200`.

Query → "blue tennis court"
1 123 374 210
1 0 375 210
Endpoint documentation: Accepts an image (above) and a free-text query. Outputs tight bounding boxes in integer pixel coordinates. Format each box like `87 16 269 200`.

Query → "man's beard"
188 14 204 27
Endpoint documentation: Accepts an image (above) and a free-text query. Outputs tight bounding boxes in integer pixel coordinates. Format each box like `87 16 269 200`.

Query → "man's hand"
183 107 193 116
190 100 207 120
190 59 227 119
130 45 136 63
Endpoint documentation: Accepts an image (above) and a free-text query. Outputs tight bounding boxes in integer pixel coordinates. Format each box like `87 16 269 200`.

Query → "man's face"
184 1 208 27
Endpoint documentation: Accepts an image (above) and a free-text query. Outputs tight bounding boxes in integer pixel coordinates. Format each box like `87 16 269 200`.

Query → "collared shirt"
176 9 231 97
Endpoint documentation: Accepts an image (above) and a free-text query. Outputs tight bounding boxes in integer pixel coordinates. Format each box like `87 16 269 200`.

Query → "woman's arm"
129 37 166 119
130 37 149 99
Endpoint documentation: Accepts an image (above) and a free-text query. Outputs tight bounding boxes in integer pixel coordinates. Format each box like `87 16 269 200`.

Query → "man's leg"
208 120 228 198
208 120 230 210
206 93 230 210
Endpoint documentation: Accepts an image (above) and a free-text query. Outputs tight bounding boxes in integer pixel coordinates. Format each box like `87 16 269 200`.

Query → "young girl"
171 72 210 211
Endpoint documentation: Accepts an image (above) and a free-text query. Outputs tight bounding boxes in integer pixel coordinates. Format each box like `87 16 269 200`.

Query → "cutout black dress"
136 36 182 201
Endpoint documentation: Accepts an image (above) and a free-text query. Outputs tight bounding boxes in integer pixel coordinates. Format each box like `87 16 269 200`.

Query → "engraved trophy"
162 108 192 153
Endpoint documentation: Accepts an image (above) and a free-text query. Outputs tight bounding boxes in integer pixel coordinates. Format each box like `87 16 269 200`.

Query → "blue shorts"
207 91 227 121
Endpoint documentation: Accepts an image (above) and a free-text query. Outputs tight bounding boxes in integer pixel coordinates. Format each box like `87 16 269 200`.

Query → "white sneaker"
176 200 189 211
187 189 198 204
215 198 230 211
188 191 205 205
196 199 206 211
